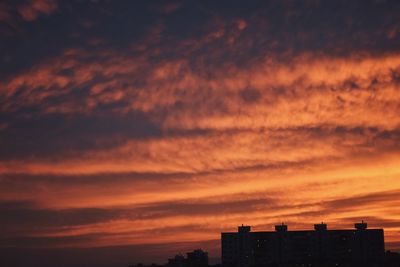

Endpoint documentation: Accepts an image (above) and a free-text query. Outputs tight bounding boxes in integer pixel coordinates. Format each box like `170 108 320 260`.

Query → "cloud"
17 0 58 21
151 1 182 14
1 125 399 177
2 48 400 135
323 189 400 211
0 196 277 234
0 0 57 24
0 201 117 229
0 111 162 161
1 188 399 253
239 88 262 103
0 3 11 22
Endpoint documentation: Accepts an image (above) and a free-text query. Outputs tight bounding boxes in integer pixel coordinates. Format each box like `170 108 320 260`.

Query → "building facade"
221 222 384 267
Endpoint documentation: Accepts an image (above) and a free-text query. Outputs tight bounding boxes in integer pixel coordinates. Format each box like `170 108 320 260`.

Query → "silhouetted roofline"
221 228 384 234
221 222 384 234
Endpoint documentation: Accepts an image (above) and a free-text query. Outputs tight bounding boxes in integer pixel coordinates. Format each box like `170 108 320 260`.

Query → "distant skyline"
1 1 400 267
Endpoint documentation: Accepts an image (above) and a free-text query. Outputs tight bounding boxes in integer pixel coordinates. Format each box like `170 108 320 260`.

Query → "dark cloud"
0 201 118 229
269 189 400 222
0 111 160 160
2 188 397 243
17 0 58 21
1 0 400 79
0 240 220 267
1 188 399 261
0 158 315 189
323 189 400 211
0 171 194 187
0 197 276 234
239 88 262 103
386 241 400 251
0 233 100 248
338 216 400 229
137 197 276 219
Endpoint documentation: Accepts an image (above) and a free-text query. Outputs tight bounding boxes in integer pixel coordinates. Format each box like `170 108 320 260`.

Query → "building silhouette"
167 254 187 267
167 250 209 267
187 249 209 267
221 222 384 267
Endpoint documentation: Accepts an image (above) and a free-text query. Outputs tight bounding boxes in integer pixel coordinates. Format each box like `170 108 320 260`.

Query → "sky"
0 0 400 266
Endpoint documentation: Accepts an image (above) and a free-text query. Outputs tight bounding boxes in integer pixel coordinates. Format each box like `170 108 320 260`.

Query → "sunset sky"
1 0 400 266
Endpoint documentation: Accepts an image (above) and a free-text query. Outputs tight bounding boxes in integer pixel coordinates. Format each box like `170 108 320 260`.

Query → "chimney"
314 222 328 231
275 223 288 232
238 224 251 233
355 220 367 230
